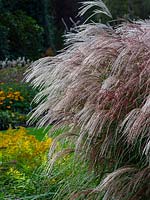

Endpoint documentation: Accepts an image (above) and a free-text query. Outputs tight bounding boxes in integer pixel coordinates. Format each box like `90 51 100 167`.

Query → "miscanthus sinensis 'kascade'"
25 1 150 199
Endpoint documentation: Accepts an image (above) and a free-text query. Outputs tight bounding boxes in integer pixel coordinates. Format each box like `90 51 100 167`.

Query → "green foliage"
0 0 57 59
104 0 128 19
0 11 44 60
0 83 37 113
0 110 27 130
0 83 37 129
131 0 150 19
46 157 98 200
27 126 52 141
0 25 9 60
104 0 150 20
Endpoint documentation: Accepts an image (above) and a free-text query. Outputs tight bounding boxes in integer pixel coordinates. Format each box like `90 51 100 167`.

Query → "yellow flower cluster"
0 127 52 170
7 167 25 180
0 88 24 107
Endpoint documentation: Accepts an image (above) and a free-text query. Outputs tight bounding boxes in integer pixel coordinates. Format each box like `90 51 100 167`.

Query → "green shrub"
103 0 150 21
0 110 27 130
0 83 37 129
0 25 9 60
0 11 44 60
1 0 57 53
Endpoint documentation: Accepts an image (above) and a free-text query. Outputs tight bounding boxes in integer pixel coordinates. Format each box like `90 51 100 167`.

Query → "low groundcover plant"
25 1 150 199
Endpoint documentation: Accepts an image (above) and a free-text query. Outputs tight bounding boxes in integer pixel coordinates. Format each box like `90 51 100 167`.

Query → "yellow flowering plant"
0 127 52 173
0 127 54 199
0 126 94 200
0 83 38 130
0 84 28 112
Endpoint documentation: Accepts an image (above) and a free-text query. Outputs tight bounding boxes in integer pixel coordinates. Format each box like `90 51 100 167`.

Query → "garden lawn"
27 126 52 141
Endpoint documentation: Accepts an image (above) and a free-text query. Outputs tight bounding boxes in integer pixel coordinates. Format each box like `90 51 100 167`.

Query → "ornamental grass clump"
25 1 150 199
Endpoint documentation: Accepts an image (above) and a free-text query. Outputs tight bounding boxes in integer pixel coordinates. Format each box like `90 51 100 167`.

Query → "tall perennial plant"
25 1 150 199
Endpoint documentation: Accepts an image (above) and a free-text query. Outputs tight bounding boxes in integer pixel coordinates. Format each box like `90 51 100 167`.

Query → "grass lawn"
26 126 52 141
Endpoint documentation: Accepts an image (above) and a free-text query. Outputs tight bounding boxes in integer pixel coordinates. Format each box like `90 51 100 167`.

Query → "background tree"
0 0 56 60
0 0 150 60
104 0 150 20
